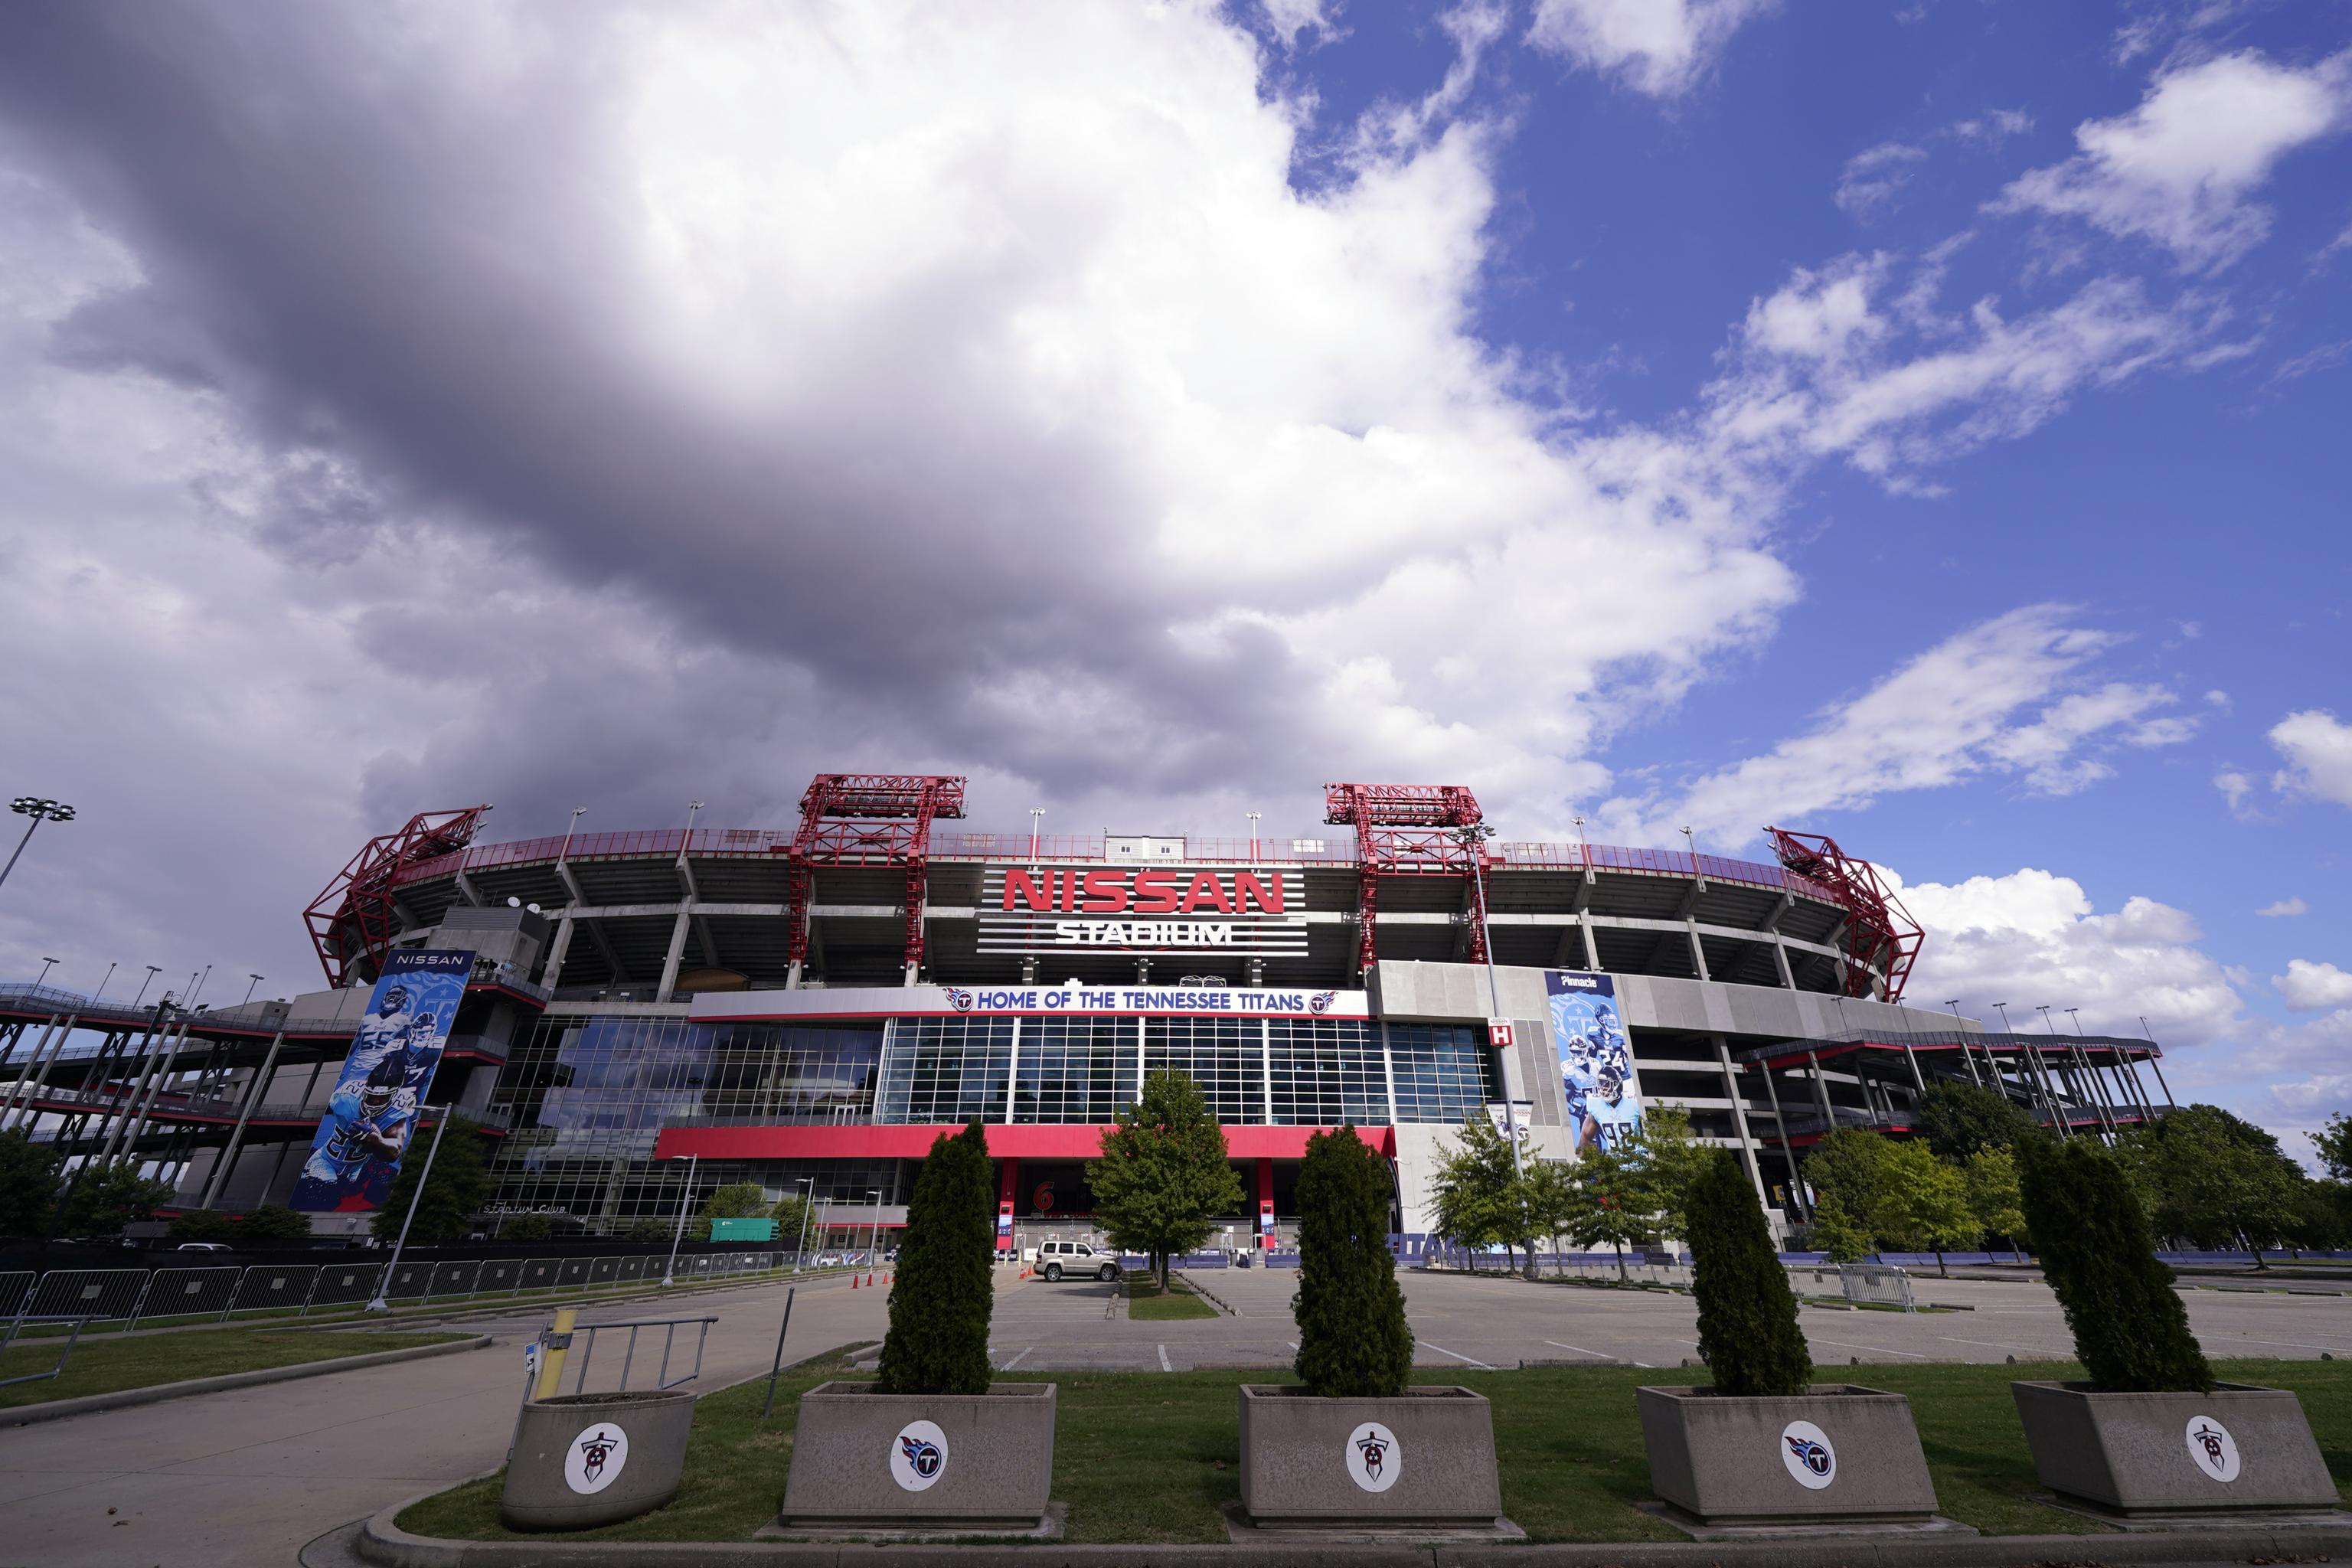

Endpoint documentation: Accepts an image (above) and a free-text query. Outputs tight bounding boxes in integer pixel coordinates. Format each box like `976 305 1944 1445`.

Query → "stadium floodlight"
559 805 586 864
1246 811 1262 860
1028 806 1045 861
1680 825 1697 872
2 796 75 893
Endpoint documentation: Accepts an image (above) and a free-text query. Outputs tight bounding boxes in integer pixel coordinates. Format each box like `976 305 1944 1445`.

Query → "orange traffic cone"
865 1271 874 1287
851 1272 860 1289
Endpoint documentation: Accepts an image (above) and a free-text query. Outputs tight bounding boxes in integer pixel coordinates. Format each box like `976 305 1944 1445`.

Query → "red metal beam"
1324 783 1488 975
303 807 493 988
1763 827 1925 1003
782 774 967 978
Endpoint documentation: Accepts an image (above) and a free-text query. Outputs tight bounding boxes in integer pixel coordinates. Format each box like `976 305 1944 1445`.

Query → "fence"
2 1250 820 1334
550 1315 717 1396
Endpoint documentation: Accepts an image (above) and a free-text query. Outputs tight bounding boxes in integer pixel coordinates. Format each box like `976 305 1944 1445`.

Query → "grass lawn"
0 1326 470 1410
1125 1276 1219 1321
395 1354 2352 1545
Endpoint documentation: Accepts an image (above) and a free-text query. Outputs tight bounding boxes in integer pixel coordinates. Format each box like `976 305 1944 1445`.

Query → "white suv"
1034 1240 1119 1282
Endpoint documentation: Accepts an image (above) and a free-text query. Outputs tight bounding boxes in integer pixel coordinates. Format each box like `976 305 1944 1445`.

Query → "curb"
355 1499 2352 1568
1174 1269 1236 1316
2 1333 493 1427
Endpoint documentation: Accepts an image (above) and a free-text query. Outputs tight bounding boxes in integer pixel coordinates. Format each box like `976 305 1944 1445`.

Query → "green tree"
236 1204 312 1242
1810 1189 1873 1263
1804 1129 1893 1241
622 1216 675 1243
1088 1071 1246 1289
1427 1114 1537 1276
1916 1081 2043 1161
1631 1106 1719 1244
2017 1135 2211 1393
55 1159 172 1238
2117 1104 2305 1265
370 1117 492 1244
1963 1148 2027 1255
0 1131 63 1237
2312 1112 2352 1181
694 1179 769 1240
502 1213 556 1240
1563 1138 1657 1280
168 1208 240 1242
770 1192 812 1250
1292 1125 1413 1397
874 1119 995 1396
1876 1141 1979 1275
1688 1149 1811 1396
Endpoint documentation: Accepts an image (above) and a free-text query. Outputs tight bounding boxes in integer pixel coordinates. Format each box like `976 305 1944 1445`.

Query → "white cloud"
2215 769 2256 815
1997 50 2352 272
1951 108 2033 145
2256 897 2310 917
1891 866 2243 1047
1600 605 2186 844
1525 0 1777 98
2269 710 2352 807
1259 0 1341 49
1835 142 1926 221
2275 959 2352 1011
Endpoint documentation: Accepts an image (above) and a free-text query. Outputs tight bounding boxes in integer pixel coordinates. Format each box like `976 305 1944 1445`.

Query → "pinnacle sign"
977 865 1308 954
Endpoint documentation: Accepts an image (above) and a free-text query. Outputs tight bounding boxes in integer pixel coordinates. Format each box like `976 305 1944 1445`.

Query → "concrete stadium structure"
0 775 2180 1242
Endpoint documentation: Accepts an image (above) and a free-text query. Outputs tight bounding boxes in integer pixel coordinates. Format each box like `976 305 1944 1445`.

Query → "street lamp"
560 805 586 861
864 1187 884 1280
1991 1001 2012 1032
89 962 116 1003
243 974 264 1005
1028 807 1045 861
662 1153 701 1286
132 965 162 1008
684 799 704 839
35 957 58 988
790 1176 816 1272
2 798 75 893
365 1109 451 1312
1572 813 1588 865
1680 825 1697 874
2064 1008 2082 1035
188 965 213 1007
1246 811 1261 860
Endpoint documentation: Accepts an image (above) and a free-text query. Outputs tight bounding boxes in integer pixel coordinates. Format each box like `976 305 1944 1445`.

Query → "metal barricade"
557 1314 718 1395
518 1256 562 1294
225 1264 322 1320
1838 1263 1916 1311
376 1259 433 1302
587 1256 619 1287
476 1258 523 1297
129 1266 245 1329
1 1315 95 1388
0 1269 34 1318
426 1260 480 1301
556 1257 591 1289
28 1268 148 1325
617 1254 648 1282
307 1263 387 1312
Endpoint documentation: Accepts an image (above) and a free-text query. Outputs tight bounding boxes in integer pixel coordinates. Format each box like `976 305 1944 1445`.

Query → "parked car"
1035 1240 1119 1282
175 1242 232 1253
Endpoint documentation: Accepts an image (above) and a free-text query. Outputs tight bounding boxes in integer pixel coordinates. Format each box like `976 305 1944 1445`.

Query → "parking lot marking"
1808 1336 1929 1359
1421 1341 1495 1370
1001 1346 1034 1370
2213 1333 2352 1353
1158 1344 1172 1373
1543 1339 1610 1359
1937 1335 2048 1355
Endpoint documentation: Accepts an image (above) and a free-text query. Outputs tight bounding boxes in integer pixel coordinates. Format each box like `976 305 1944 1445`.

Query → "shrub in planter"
781 1120 1055 1529
2009 1137 2335 1517
1639 1151 1939 1527
1239 1125 1501 1528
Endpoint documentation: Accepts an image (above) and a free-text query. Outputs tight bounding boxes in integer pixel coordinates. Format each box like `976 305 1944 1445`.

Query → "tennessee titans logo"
1785 1436 1832 1477
1309 990 1335 1014
2190 1423 2226 1471
1354 1432 1390 1478
577 1429 619 1484
899 1435 942 1478
943 986 975 1013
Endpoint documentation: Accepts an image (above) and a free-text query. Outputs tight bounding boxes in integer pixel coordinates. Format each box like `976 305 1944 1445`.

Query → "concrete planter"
2011 1380 2337 1518
501 1390 696 1530
779 1380 1055 1528
1637 1383 1939 1526
1236 1384 1502 1527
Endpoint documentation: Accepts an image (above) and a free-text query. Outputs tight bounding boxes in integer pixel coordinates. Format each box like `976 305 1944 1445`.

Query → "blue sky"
0 0 2344 1154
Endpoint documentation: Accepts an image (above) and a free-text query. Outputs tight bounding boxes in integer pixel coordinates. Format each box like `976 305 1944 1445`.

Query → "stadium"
0 774 2180 1246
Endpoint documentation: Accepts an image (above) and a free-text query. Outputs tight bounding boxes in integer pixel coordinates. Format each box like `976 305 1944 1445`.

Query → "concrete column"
1771 936 1796 990
1377 1020 1399 1126
1684 920 1710 982
1260 1019 1274 1125
1900 1039 1927 1094
200 1030 287 1208
1757 1065 1809 1221
1712 1035 1767 1204
95 1016 175 1164
1806 1049 1836 1134
655 908 694 1001
540 913 576 991
119 1021 195 1161
1 1013 68 1128
1579 914 1599 972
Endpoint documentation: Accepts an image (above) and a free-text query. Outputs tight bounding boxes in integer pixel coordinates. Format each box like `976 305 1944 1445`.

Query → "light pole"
864 1187 883 1278
1680 825 1698 874
89 962 115 1003
1455 824 1521 1179
35 957 58 988
243 974 264 1005
132 966 162 1008
2064 1008 2082 1034
1572 813 1588 864
560 805 586 862
1246 811 1261 860
365 1109 450 1312
790 1176 816 1272
2 798 75 893
662 1153 700 1285
684 799 704 842
1991 1001 2012 1033
188 965 213 1008
1028 807 1045 861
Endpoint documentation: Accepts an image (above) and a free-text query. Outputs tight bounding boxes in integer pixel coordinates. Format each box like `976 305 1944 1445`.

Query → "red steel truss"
305 806 494 987
1764 826 1923 1002
1324 782 1488 976
782 774 967 979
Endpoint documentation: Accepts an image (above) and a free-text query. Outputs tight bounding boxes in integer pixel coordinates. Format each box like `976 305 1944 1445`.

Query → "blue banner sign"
290 949 472 1213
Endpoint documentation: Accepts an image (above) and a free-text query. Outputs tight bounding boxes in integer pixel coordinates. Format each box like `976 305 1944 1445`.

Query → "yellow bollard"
533 1306 577 1400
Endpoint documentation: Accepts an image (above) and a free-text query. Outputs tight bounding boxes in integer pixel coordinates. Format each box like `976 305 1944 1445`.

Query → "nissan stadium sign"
977 865 1308 955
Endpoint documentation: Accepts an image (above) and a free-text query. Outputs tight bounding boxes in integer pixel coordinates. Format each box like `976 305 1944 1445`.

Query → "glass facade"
485 1008 1498 1230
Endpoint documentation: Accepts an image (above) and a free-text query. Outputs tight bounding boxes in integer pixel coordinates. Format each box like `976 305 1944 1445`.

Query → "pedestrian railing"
550 1314 718 1395
0 1314 96 1388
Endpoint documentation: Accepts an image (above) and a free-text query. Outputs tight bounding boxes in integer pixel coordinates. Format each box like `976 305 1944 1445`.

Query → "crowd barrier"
0 1250 817 1333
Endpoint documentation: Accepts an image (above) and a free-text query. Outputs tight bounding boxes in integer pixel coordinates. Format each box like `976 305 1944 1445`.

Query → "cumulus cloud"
2256 897 2310 917
1890 866 2243 1046
2275 959 2352 1012
1525 0 1777 98
2268 710 2352 806
1834 142 1926 221
1600 605 2189 845
1997 50 2352 272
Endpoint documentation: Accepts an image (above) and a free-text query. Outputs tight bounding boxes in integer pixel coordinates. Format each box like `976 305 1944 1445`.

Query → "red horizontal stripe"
652 1122 1396 1161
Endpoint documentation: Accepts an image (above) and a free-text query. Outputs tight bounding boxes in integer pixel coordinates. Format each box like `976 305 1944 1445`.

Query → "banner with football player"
290 949 472 1212
1546 970 1642 1158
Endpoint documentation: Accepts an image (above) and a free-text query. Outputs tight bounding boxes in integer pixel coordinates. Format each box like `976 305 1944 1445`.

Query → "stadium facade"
0 776 2182 1245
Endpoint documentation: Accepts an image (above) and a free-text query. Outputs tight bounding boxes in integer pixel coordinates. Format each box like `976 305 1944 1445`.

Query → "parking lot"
983 1261 2352 1372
